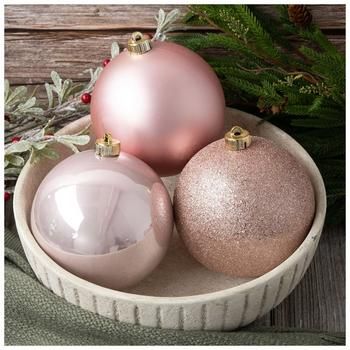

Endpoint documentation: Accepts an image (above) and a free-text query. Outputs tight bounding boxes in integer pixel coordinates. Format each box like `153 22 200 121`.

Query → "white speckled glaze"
13 108 326 331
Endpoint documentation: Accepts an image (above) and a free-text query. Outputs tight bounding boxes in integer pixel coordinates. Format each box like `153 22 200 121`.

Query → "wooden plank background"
4 5 345 333
5 5 345 86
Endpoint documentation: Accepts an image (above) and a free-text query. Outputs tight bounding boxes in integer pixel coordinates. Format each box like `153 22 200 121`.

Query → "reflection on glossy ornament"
174 126 315 278
91 32 225 176
31 134 173 290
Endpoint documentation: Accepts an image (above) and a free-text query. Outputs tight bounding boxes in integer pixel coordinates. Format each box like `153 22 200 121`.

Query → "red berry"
103 58 111 67
4 192 11 202
81 93 91 104
11 136 21 143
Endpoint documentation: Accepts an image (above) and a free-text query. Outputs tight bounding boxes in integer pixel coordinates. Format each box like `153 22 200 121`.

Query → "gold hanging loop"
95 133 121 157
225 126 252 151
127 32 152 55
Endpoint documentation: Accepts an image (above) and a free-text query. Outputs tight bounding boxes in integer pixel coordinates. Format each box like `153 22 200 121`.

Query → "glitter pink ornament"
31 134 173 290
91 32 225 176
174 126 315 278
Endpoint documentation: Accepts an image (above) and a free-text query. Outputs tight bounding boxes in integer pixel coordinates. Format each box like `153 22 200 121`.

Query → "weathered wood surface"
5 5 345 30
249 225 345 331
4 30 345 87
4 5 345 333
270 225 345 331
5 5 345 86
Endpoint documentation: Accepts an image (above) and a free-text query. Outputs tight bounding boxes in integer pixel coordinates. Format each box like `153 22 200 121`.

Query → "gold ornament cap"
95 133 121 157
127 32 152 55
225 126 252 151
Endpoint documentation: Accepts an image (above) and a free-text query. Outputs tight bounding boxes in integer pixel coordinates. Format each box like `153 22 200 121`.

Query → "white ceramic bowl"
13 108 326 331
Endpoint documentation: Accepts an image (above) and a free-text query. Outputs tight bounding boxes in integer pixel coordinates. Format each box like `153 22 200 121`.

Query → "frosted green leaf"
45 83 54 108
60 79 72 103
57 134 90 145
6 86 27 105
164 8 180 26
5 140 32 154
62 79 71 93
154 8 180 41
6 154 25 167
5 79 10 101
50 86 59 95
16 96 36 112
51 71 62 91
39 147 60 160
93 67 103 82
66 83 85 97
32 142 49 150
157 9 166 26
37 118 55 138
111 42 120 58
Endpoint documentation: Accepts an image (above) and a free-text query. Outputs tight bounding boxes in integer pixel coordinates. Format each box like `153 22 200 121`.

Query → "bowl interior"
16 109 325 297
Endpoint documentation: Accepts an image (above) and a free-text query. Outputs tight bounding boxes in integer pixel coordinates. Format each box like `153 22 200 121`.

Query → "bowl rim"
13 108 327 305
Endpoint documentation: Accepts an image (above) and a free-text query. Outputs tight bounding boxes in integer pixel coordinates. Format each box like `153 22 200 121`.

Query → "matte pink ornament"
31 135 173 290
91 34 225 176
174 126 315 278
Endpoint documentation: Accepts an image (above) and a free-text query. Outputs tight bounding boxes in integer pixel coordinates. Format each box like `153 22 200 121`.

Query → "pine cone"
288 5 312 28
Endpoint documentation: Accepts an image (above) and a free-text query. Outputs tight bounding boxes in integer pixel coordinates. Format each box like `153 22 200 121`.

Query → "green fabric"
5 227 345 346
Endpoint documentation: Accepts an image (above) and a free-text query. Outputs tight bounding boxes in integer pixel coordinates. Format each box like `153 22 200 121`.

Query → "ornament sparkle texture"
31 136 173 290
174 132 315 278
91 35 225 176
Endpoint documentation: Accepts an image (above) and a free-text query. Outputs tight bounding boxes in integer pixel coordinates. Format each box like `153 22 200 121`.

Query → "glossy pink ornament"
91 34 225 176
31 136 173 290
174 126 315 278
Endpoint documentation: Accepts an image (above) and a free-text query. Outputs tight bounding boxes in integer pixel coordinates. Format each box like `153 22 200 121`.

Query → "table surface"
4 4 345 332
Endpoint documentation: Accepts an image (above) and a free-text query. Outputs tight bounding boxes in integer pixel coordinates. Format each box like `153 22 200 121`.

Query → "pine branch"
299 26 339 54
174 5 345 224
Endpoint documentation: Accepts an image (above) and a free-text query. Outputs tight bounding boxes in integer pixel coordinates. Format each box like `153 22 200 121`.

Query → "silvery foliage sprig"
153 8 181 41
4 119 90 192
5 67 102 142
4 44 121 193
